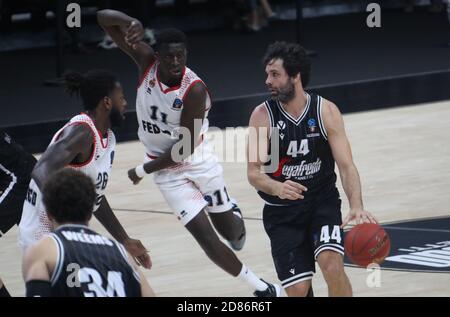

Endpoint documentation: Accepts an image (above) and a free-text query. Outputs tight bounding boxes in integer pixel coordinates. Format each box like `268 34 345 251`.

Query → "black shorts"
262 186 344 288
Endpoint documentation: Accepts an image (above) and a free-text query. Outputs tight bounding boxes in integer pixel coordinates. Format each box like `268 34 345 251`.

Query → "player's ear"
103 96 112 110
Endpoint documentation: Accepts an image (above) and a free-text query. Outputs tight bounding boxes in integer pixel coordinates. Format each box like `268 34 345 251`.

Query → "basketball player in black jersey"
0 130 37 297
22 168 154 297
247 42 377 297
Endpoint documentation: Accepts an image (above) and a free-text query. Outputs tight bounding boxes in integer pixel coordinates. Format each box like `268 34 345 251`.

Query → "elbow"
247 169 257 187
96 10 103 21
247 162 261 187
184 137 196 158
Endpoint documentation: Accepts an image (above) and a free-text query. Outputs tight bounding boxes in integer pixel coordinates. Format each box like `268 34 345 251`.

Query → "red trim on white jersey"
99 133 108 149
80 112 109 149
146 153 158 160
137 60 156 89
53 121 97 168
182 79 203 101
182 80 212 112
156 66 187 94
204 85 212 111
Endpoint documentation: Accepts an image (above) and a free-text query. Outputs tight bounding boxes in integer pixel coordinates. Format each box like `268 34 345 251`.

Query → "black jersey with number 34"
49 225 141 297
258 93 337 206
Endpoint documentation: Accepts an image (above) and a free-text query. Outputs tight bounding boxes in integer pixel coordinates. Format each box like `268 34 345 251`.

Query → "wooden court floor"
1 100 449 297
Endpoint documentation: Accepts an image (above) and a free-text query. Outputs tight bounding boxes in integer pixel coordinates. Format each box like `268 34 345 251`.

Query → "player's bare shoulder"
57 122 95 150
184 81 207 102
249 103 270 128
320 98 344 133
22 236 57 280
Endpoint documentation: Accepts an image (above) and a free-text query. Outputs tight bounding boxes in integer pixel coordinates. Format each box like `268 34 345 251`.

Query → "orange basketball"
344 223 391 267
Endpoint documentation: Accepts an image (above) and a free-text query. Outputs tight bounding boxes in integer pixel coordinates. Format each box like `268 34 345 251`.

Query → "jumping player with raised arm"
97 9 280 296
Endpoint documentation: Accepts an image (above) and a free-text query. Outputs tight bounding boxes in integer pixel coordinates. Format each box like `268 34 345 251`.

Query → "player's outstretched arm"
31 124 93 191
97 9 155 77
95 197 152 269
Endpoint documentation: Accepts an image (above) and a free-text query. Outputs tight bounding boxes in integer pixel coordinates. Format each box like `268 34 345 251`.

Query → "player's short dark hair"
263 41 311 87
64 69 118 111
154 28 187 50
43 168 96 224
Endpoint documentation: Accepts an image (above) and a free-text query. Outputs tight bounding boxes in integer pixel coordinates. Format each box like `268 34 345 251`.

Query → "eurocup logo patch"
172 98 183 110
308 118 317 133
147 79 155 95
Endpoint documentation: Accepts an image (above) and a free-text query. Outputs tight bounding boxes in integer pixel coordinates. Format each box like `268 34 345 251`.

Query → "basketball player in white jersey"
98 9 280 296
19 69 151 269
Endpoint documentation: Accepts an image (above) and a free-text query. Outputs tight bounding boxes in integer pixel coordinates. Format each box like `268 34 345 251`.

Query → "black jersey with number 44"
258 93 337 206
49 225 141 297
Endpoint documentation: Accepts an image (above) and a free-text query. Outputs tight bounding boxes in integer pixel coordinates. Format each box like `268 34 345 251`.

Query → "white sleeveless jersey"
19 113 116 249
136 62 212 157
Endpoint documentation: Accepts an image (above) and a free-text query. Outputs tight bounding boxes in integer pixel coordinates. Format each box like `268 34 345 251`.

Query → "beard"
110 106 124 128
271 80 296 103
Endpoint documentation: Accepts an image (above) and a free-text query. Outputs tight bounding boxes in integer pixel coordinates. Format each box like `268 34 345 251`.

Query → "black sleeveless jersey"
257 93 337 206
0 130 36 184
49 225 141 297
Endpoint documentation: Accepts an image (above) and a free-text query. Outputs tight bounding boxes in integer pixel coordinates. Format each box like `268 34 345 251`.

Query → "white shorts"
146 143 234 225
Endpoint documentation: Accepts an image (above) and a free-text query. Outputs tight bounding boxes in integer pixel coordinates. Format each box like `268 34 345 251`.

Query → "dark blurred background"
1 0 449 152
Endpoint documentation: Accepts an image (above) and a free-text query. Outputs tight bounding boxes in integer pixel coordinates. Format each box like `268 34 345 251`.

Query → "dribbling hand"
341 208 378 228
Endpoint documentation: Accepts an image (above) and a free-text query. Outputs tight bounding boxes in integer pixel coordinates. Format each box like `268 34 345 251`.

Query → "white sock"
237 264 268 291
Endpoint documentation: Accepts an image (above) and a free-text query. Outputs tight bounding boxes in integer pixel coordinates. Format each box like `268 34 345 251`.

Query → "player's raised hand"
123 238 152 269
128 168 143 185
125 20 144 49
275 180 307 200
341 208 378 228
